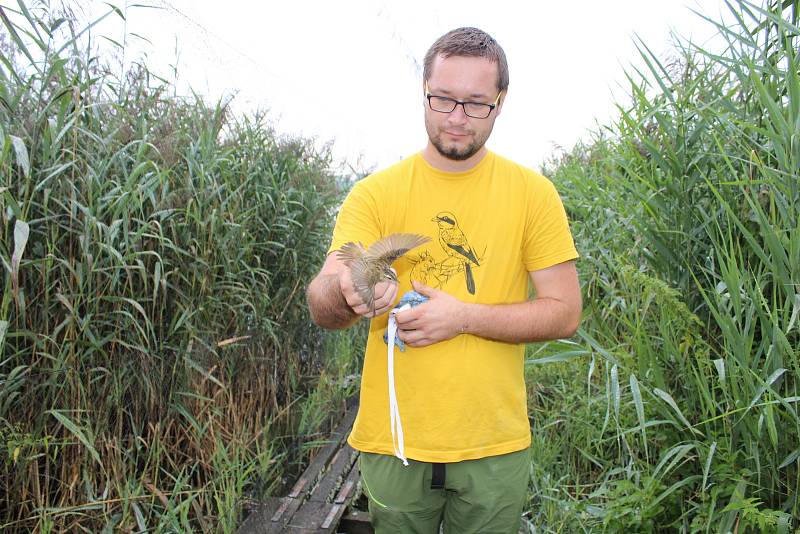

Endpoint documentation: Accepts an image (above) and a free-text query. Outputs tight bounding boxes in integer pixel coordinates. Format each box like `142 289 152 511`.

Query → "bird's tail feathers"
465 263 475 294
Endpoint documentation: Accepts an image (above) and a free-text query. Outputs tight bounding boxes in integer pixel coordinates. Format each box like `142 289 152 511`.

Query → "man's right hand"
338 266 399 318
307 252 399 329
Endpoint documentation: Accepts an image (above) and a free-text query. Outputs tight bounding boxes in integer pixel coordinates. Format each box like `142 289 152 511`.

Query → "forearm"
460 297 581 344
306 273 359 330
394 267 582 348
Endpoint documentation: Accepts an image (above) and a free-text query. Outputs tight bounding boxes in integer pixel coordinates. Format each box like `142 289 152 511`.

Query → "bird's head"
382 266 399 283
432 211 457 228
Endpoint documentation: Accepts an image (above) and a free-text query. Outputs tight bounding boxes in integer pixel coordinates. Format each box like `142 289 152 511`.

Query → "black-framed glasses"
425 81 502 119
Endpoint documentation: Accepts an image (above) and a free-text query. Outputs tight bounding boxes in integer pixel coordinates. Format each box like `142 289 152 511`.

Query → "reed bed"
0 2 358 532
526 0 799 531
3 0 799 532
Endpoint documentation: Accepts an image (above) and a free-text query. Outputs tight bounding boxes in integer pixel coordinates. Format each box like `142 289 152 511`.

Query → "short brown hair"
423 27 509 92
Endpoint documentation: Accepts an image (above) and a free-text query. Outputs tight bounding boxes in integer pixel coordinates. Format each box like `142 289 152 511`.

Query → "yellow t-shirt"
328 151 578 462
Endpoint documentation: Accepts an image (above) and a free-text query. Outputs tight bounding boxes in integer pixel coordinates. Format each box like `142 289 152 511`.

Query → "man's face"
424 54 503 162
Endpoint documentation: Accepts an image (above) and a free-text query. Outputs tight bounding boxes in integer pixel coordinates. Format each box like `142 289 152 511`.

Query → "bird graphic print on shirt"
409 211 484 294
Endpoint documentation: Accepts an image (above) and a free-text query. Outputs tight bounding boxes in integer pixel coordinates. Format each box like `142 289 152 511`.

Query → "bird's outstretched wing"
336 241 366 265
349 256 375 303
366 233 430 265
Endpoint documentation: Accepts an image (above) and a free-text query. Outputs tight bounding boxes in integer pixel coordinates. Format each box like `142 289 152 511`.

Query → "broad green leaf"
102 2 125 20
651 474 702 509
630 374 648 460
184 355 224 388
48 410 102 467
702 441 717 493
713 359 726 385
11 219 29 279
766 402 778 450
153 261 161 302
131 502 146 532
526 349 590 365
778 513 791 534
578 328 621 366
788 293 800 333
718 479 748 534
778 448 800 469
611 364 620 422
653 442 695 480
653 388 703 436
0 320 7 353
742 368 787 418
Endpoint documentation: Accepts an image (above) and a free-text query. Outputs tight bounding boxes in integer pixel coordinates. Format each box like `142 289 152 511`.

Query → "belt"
431 462 446 489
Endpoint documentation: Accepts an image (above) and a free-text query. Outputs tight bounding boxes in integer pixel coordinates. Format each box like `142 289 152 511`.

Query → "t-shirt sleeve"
327 181 383 255
522 178 579 271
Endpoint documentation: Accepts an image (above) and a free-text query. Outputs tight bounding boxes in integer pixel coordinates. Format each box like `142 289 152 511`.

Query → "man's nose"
447 103 469 124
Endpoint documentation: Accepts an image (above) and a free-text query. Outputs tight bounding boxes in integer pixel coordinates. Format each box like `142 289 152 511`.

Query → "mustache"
442 128 473 135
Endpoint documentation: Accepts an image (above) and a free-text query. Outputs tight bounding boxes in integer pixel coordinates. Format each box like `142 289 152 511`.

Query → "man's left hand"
394 281 466 348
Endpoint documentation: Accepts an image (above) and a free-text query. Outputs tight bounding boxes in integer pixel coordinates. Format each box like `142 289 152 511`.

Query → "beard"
425 115 492 161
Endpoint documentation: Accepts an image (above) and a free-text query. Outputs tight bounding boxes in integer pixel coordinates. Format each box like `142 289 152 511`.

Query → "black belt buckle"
431 462 445 489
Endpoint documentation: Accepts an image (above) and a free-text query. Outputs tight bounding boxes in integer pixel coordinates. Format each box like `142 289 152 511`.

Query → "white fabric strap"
386 304 411 466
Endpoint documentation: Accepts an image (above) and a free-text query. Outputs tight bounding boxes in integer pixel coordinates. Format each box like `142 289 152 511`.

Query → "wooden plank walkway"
238 401 373 534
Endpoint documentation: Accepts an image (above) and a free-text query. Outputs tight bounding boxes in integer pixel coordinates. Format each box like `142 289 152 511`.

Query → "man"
306 27 581 534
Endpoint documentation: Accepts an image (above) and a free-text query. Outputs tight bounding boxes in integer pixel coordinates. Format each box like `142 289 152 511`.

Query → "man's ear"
496 88 508 117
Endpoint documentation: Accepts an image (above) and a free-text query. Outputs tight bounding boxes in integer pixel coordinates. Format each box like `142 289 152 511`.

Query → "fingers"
411 280 435 296
354 283 397 317
338 269 398 318
370 280 399 314
345 294 394 318
396 327 433 348
338 269 360 308
395 292 465 347
393 306 419 327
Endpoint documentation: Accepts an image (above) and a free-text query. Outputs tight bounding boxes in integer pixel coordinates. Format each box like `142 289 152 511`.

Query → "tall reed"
0 2 350 532
527 0 799 530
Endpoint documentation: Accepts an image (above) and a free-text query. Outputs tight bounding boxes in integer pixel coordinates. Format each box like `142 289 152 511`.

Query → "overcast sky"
9 0 732 173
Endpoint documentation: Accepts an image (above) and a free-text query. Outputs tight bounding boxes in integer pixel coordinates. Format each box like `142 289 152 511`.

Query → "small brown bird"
337 233 430 315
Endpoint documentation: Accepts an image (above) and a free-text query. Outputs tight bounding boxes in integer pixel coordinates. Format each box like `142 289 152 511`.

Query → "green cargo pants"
358 448 530 534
